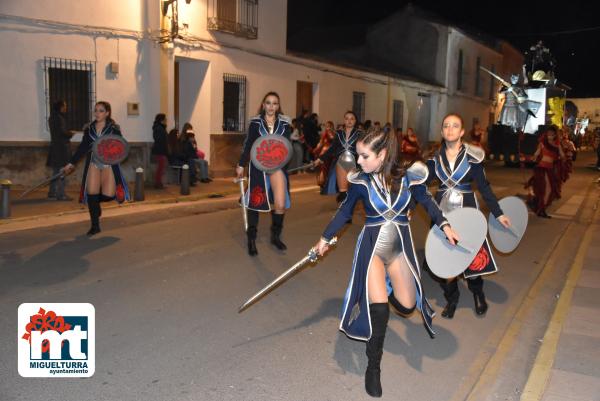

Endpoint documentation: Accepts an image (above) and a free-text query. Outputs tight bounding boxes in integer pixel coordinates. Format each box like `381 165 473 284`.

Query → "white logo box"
18 303 95 378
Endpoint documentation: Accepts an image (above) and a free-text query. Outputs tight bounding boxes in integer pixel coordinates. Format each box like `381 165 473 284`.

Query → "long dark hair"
258 92 284 117
95 101 115 124
154 113 166 126
51 99 66 115
356 126 405 192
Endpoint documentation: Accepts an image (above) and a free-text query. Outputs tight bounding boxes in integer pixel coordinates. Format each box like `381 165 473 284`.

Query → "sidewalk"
521 194 600 401
1 172 319 226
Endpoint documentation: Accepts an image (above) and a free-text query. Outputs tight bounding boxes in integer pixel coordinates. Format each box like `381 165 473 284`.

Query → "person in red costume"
525 125 564 218
400 128 422 162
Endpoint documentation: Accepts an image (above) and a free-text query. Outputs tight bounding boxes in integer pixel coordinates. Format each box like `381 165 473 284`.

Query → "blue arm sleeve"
69 130 93 164
238 123 259 167
322 184 361 241
472 163 503 218
411 183 448 228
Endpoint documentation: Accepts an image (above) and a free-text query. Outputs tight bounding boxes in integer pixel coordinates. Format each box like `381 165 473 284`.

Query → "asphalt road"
1 157 598 401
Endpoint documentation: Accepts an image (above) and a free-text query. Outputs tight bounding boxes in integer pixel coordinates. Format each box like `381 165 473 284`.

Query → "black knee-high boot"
365 303 389 398
86 194 101 236
440 279 460 319
246 210 259 256
388 292 416 315
270 212 287 250
467 276 488 315
336 191 347 203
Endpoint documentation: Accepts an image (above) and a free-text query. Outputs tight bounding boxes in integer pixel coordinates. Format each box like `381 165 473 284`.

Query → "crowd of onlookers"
151 114 212 189
287 110 424 173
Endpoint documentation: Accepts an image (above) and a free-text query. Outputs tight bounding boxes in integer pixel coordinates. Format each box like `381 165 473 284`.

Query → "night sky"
287 0 600 98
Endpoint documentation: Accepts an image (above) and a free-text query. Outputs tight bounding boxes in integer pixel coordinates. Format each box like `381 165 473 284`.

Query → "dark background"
287 0 600 97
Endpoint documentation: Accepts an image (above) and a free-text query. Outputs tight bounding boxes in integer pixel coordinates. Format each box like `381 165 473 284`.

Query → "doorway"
296 81 313 117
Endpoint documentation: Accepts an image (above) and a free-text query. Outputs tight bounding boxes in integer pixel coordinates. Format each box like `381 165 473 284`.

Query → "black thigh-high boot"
440 278 460 319
270 212 287 250
467 276 488 315
388 292 416 315
365 303 389 398
86 194 101 236
246 210 259 256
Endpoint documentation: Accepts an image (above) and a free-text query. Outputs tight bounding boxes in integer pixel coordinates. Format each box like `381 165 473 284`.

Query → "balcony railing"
207 0 258 40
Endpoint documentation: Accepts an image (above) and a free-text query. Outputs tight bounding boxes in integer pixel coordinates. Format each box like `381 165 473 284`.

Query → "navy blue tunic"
322 162 448 340
426 143 504 277
239 115 292 212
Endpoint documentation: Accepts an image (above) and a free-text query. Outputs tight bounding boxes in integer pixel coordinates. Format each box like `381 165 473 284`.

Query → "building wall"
444 28 503 134
0 0 161 143
568 98 600 130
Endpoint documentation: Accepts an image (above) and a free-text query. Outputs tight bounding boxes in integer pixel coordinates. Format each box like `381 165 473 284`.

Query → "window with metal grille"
392 100 404 131
352 92 366 123
489 65 496 100
457 50 464 91
44 57 96 131
223 73 246 132
475 57 482 96
207 0 258 39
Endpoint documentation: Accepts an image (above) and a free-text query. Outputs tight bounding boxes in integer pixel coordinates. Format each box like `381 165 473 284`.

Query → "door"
296 81 313 117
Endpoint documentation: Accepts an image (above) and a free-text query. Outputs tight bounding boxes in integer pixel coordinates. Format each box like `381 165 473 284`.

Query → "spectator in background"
167 128 180 165
401 128 422 163
287 118 304 172
46 100 74 200
383 122 392 134
151 113 169 189
363 120 372 131
179 122 199 186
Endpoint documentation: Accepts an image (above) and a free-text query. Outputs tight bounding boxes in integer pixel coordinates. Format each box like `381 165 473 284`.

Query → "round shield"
488 196 528 253
425 207 488 279
337 150 356 171
250 135 292 173
92 134 130 165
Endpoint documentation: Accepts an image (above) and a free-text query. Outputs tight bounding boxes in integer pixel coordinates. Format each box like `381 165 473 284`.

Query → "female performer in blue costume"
236 92 292 256
314 127 459 398
314 111 360 202
63 101 130 236
425 113 511 318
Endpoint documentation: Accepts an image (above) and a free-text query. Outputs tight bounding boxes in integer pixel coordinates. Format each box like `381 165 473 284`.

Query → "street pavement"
0 154 598 401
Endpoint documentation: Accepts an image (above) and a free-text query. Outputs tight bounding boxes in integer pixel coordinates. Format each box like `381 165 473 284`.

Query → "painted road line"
553 195 585 218
449 223 574 401
520 206 598 401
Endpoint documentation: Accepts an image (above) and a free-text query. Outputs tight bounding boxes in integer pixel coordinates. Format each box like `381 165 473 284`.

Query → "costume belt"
365 214 409 226
439 183 472 193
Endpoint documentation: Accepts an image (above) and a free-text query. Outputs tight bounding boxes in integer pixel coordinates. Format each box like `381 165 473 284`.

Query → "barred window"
223 73 246 132
457 50 464 91
44 57 96 131
352 92 366 123
207 0 258 39
489 65 496 100
392 100 404 131
475 57 482 97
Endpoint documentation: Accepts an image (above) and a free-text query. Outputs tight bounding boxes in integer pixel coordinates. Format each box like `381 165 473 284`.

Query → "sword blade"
479 66 511 88
286 162 314 174
238 253 314 313
234 178 248 231
19 171 64 199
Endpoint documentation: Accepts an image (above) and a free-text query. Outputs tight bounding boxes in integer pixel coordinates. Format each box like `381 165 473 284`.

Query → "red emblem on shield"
255 139 289 169
468 246 490 271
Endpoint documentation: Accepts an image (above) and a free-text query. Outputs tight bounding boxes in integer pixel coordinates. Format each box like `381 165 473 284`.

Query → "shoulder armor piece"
465 143 485 163
406 161 429 186
347 169 368 185
278 114 291 124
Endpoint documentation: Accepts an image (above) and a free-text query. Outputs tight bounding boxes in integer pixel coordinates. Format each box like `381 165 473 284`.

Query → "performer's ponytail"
357 127 405 192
